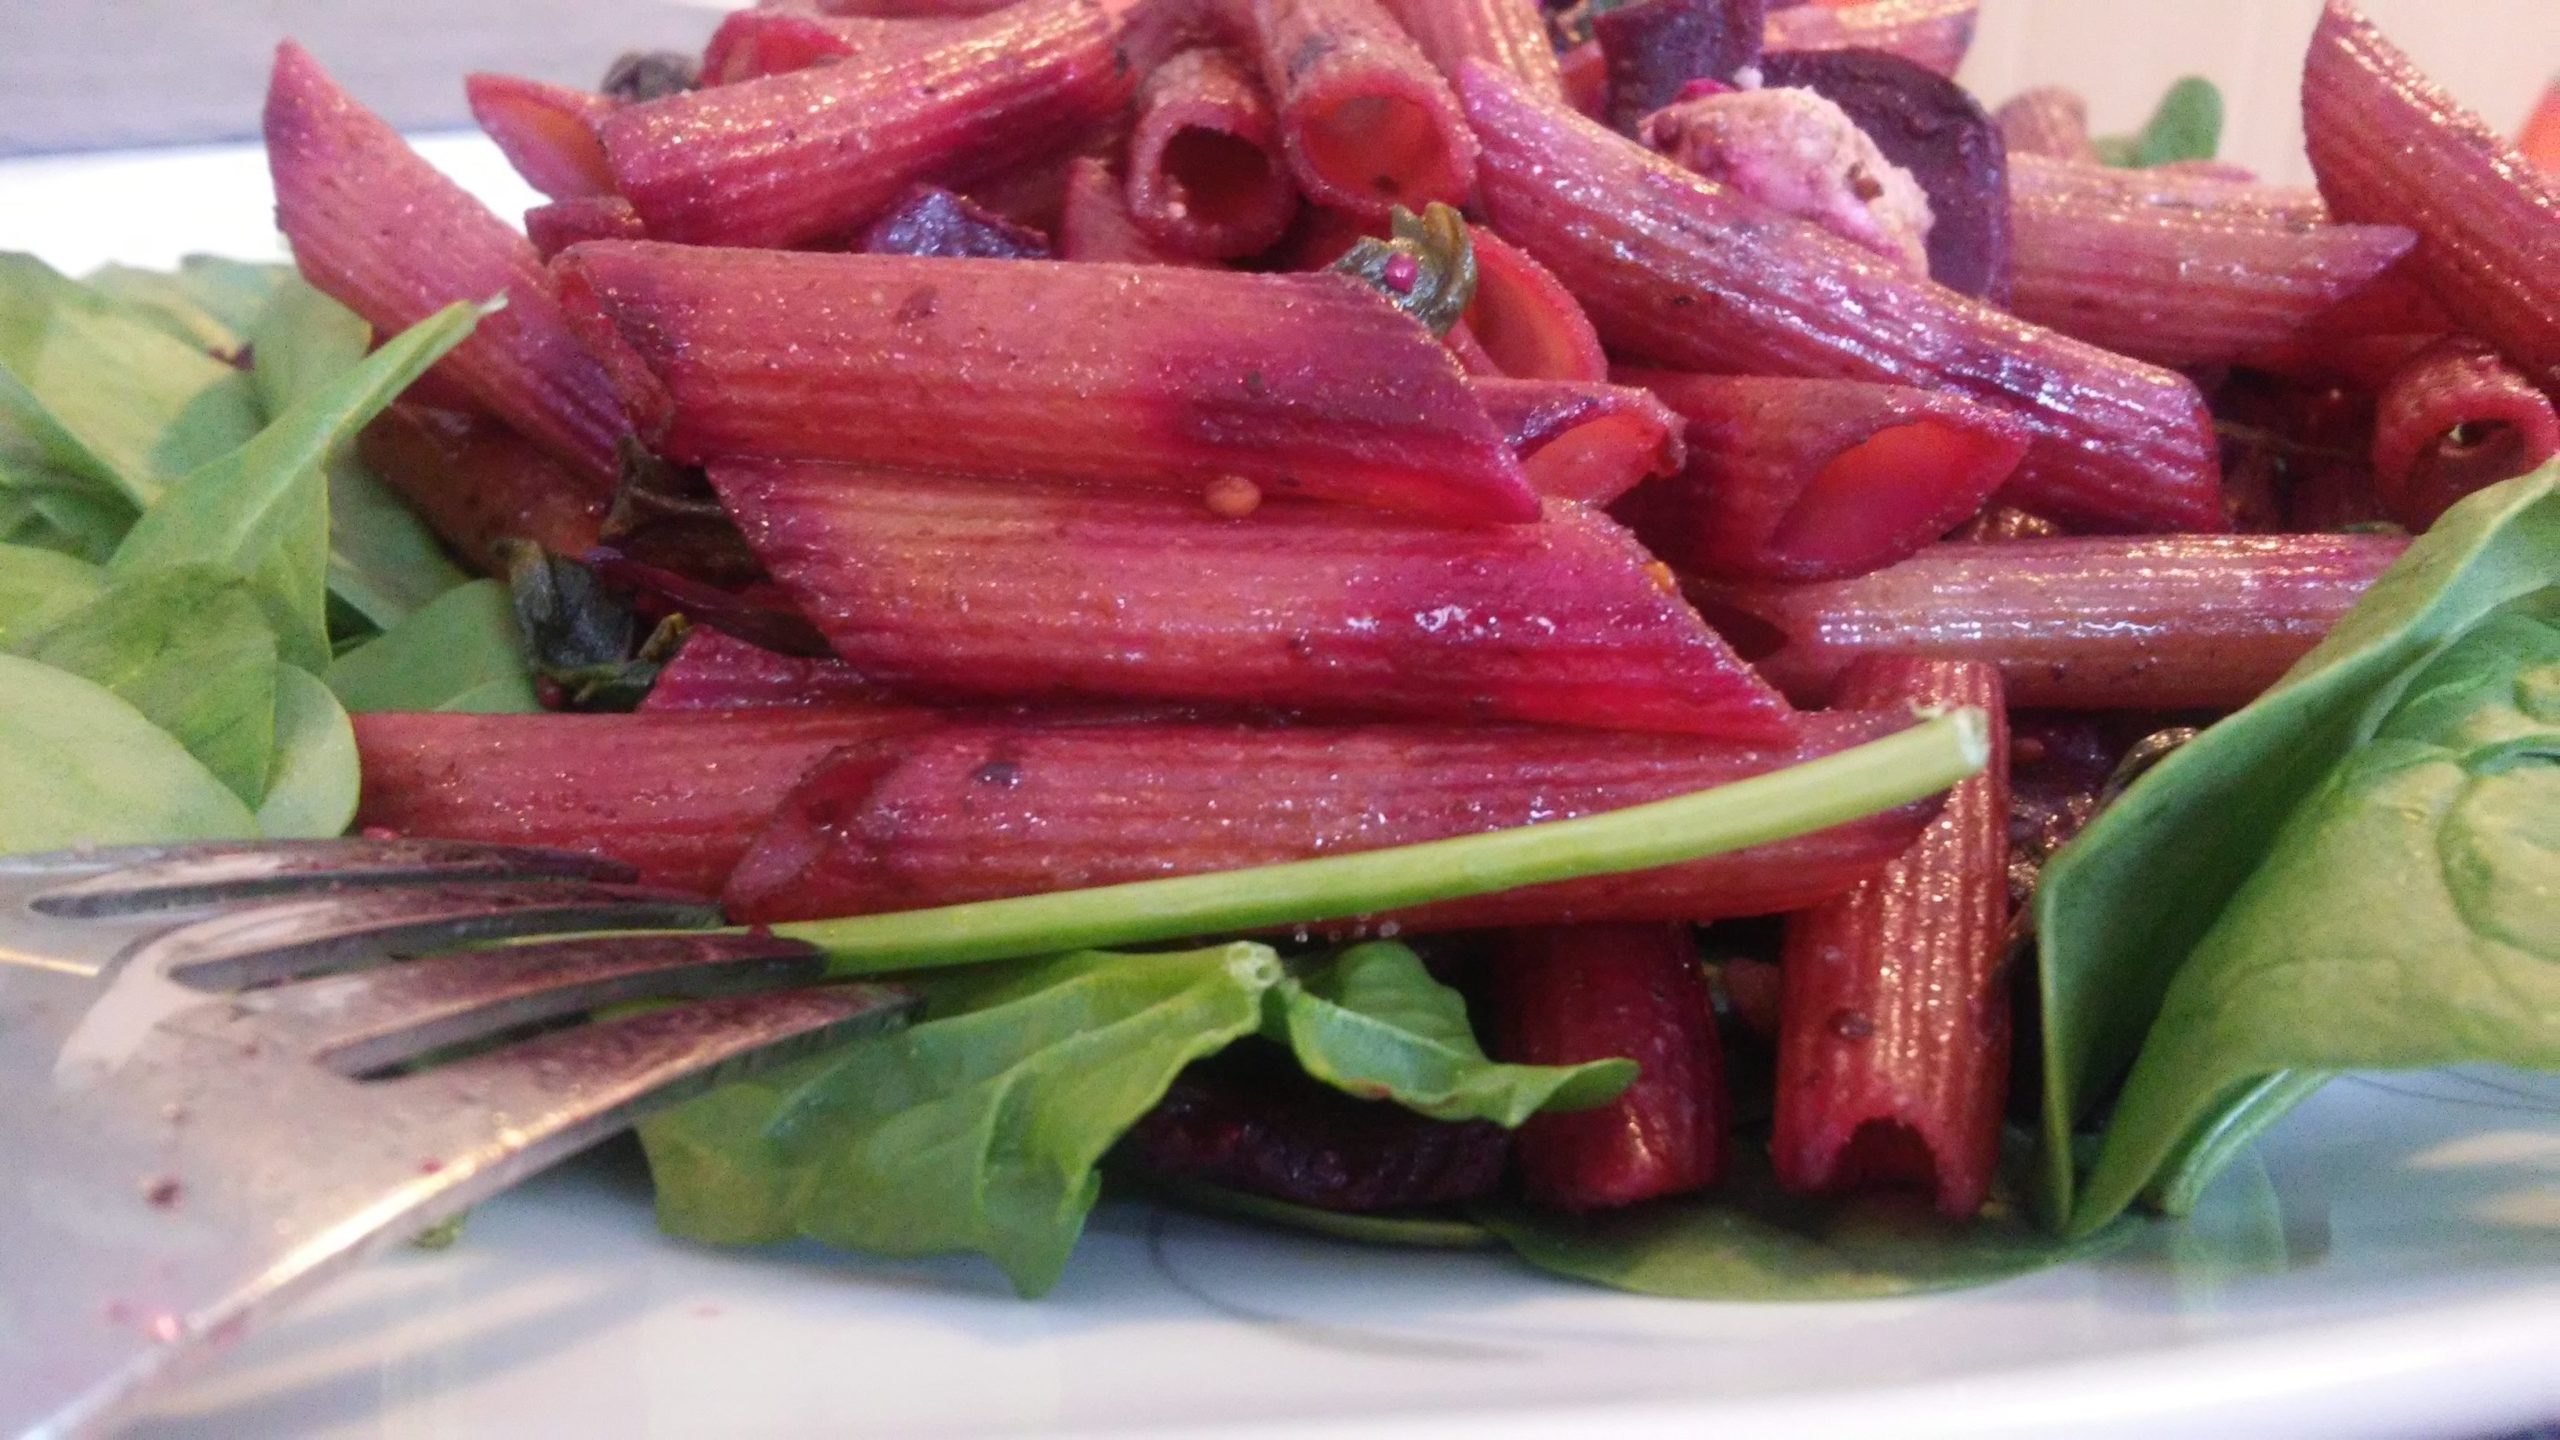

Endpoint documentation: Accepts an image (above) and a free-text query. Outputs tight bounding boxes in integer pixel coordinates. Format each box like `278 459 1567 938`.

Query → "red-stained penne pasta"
1127 47 1301 259
266 42 630 489
354 404 608 573
1375 0 1565 104
2006 153 2419 371
1476 377 1687 505
1595 0 1766 134
525 195 645 263
1240 0 1478 216
557 242 1542 524
639 627 890 712
1994 85 2097 163
699 8 957 86
2303 2 2560 395
1615 370 2029 583
2003 154 2331 234
1762 0 1977 79
464 74 615 199
1057 155 1217 265
1558 39 1608 120
1774 657 2008 1219
352 708 937 896
814 0 1020 13
1458 64 2224 534
1491 924 1728 1209
720 711 1944 928
2524 78 2560 172
2370 340 2560 531
596 0 1129 249
1695 533 2410 709
711 458 1793 737
1447 226 1608 383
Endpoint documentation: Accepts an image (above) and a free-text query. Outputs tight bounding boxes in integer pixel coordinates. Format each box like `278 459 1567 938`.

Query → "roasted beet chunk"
1759 48 2011 301
1594 0 1769 134
1122 1050 1510 1212
859 186 1055 260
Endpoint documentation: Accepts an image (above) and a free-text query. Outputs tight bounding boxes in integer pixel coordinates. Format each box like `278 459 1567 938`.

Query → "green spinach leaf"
0 653 257 853
326 578 539 713
0 252 264 506
246 278 470 630
12 567 280 804
0 543 106 647
1478 1148 2118 1300
2072 588 2559 1230
255 665 361 839
1136 1174 1497 1249
639 945 1282 1297
111 300 480 670
1268 942 1634 1125
86 256 288 356
2037 467 2559 1230
2094 76 2224 168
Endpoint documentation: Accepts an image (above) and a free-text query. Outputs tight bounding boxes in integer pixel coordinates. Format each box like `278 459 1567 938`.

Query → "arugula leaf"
326 578 540 713
0 543 106 648
86 256 288 356
0 253 264 506
1478 1147 2120 1300
2094 77 2224 168
0 652 257 853
640 945 1282 1297
111 300 481 671
246 278 470 630
1268 942 1634 1125
2071 588 2559 1231
12 567 280 804
2037 466 2559 1230
255 666 361 838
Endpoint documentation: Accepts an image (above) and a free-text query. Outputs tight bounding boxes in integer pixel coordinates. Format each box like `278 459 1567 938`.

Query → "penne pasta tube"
557 242 1541 523
712 458 1794 736
721 711 1946 927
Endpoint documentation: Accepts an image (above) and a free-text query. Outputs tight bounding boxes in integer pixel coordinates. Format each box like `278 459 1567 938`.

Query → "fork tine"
27 839 636 918
143 883 722 991
263 932 831 1076
391 985 914 1192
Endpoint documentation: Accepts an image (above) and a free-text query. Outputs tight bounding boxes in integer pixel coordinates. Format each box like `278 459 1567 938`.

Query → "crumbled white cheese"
1642 86 1936 275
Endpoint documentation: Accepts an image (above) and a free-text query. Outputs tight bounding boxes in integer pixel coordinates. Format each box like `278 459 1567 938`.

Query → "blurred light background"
0 0 2548 270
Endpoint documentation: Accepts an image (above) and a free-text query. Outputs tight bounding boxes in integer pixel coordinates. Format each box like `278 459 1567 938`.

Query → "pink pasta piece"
2303 1 2560 395
464 73 615 199
1240 0 1478 216
266 42 629 489
557 242 1540 523
2369 339 2560 530
1127 47 1301 259
712 458 1794 737
1457 63 2224 534
597 0 1130 248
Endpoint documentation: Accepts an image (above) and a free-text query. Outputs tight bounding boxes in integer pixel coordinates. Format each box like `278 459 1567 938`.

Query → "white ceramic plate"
4 140 2557 1440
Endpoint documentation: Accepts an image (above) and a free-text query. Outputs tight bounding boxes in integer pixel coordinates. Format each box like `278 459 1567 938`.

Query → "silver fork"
0 838 915 1440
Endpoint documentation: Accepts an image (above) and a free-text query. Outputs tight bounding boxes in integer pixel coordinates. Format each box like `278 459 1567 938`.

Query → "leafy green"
111 299 481 670
0 253 264 506
1478 1149 2121 1300
247 279 469 630
776 711 1991 977
2094 76 2224 168
327 579 540 713
0 543 106 647
501 542 685 710
640 946 1282 1296
11 567 280 803
1136 1175 1497 1249
86 256 288 355
2038 466 2560 1232
2072 587 2558 1231
0 653 257 852
1330 203 1478 337
1268 942 1634 1125
254 666 362 839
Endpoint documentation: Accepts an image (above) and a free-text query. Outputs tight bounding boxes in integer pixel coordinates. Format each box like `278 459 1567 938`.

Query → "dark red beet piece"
1757 47 2011 301
1595 0 1768 135
858 185 1053 260
1121 1051 1511 1212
